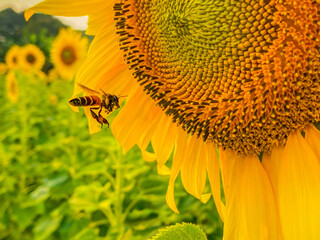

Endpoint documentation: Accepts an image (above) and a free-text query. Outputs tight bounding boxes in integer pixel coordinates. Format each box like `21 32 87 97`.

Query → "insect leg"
90 107 100 121
90 107 109 128
103 119 110 128
98 105 102 115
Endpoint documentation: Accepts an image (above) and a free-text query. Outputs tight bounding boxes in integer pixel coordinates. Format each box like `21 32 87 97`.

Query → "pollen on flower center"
114 0 320 155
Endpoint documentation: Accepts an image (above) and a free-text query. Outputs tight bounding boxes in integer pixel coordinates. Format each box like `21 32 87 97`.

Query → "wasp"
68 83 126 128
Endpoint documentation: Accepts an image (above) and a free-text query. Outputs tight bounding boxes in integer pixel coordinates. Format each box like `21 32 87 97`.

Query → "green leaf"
30 185 50 202
10 204 43 231
33 203 66 240
76 162 107 177
43 172 69 188
150 223 208 240
72 228 100 240
34 214 63 240
69 182 102 213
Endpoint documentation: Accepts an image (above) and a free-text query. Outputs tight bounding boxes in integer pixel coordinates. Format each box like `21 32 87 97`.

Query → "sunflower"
19 44 45 72
50 28 88 80
5 45 21 70
6 70 19 103
26 0 320 239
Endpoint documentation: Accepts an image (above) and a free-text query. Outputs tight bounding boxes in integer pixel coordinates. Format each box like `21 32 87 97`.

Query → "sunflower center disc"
114 0 320 155
61 46 76 65
26 53 36 64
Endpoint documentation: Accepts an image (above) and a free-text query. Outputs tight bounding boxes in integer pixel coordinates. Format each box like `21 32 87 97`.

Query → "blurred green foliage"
0 72 223 239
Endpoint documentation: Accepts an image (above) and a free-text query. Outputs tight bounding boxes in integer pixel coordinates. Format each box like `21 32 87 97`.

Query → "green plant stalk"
0 136 7 168
89 219 109 228
18 85 29 193
115 144 124 238
122 192 142 222
20 88 28 163
101 206 116 226
68 112 79 178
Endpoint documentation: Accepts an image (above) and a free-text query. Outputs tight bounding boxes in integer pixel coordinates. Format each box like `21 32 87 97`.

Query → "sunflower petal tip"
172 208 180 214
141 150 156 162
121 147 129 155
157 165 171 175
166 186 180 214
24 9 35 21
89 127 101 135
168 202 180 214
200 193 211 204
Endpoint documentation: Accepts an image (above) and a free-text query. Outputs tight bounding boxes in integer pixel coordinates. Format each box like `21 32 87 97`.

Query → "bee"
68 83 126 128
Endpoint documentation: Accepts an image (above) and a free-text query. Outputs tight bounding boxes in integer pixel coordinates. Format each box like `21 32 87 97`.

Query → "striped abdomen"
69 95 101 107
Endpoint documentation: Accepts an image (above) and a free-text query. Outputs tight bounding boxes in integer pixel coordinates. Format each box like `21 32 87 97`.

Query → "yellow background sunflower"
51 28 88 80
19 44 45 72
6 70 19 103
5 45 21 70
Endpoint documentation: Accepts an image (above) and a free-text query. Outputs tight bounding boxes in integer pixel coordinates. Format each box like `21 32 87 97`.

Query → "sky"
0 0 88 30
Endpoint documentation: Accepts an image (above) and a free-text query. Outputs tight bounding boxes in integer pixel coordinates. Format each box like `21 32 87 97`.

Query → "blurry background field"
0 8 223 240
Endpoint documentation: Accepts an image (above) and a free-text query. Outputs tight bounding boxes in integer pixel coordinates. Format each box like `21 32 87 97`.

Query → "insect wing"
77 83 101 95
99 88 112 98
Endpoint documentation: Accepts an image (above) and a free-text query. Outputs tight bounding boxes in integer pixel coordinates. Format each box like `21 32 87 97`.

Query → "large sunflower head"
26 1 320 239
51 28 88 80
5 45 21 70
111 0 320 156
19 44 45 72
6 70 19 103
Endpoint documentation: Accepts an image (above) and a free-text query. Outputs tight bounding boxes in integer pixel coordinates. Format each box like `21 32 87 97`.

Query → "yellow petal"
219 149 238 204
206 144 225 221
180 134 207 199
152 113 178 170
261 147 282 194
165 128 188 213
137 119 157 162
157 165 171 176
86 2 115 35
25 0 107 20
305 125 320 164
76 24 131 95
264 131 320 240
200 193 211 204
221 150 280 240
84 107 101 134
140 151 156 162
111 86 161 152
